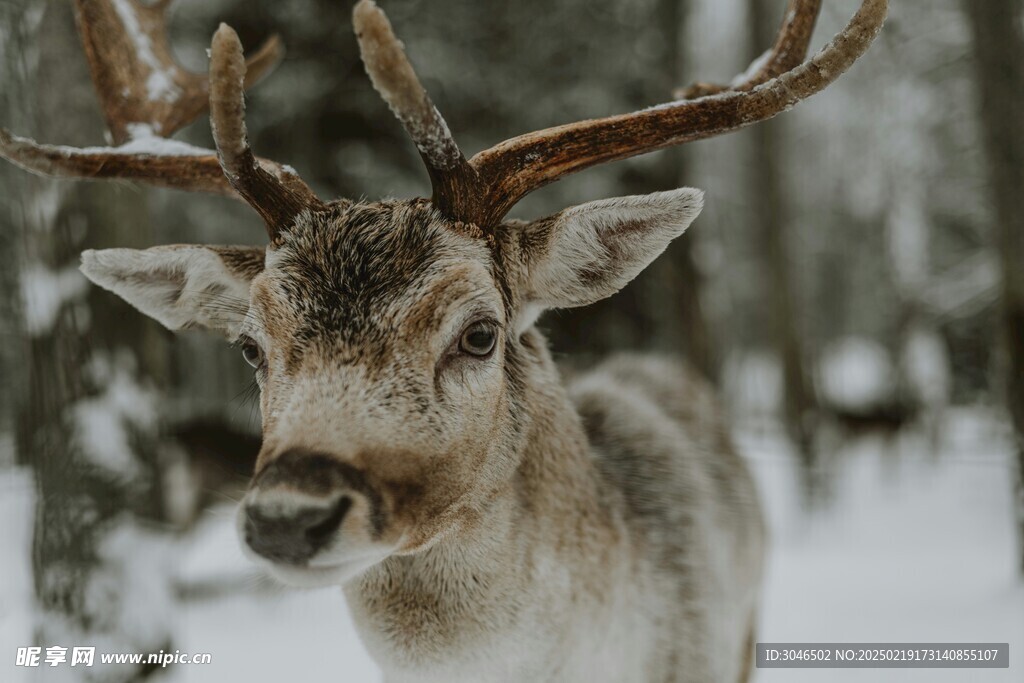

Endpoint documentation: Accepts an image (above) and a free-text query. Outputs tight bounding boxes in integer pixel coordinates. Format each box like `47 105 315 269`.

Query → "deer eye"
240 337 265 369
458 321 497 357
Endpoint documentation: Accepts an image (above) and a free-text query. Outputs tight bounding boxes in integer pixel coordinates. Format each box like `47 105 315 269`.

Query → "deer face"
234 200 516 585
79 189 703 585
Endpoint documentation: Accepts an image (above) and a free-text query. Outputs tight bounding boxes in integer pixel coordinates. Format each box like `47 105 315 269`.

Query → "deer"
1 0 887 680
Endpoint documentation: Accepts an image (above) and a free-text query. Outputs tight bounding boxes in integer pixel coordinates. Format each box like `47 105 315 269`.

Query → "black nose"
244 495 352 565
243 448 380 565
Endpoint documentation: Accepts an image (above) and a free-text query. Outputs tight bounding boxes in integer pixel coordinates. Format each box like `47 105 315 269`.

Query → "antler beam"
0 0 320 215
0 129 235 195
468 0 887 226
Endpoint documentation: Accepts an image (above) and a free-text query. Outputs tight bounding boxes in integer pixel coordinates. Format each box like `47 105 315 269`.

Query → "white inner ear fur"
521 187 704 321
80 246 256 338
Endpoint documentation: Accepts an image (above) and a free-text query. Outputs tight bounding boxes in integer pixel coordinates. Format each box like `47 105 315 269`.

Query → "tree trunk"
546 0 715 379
7 2 175 677
748 0 818 499
645 0 716 382
961 0 1024 574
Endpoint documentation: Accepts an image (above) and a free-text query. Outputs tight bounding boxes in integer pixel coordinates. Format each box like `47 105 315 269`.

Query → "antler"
209 24 325 237
355 0 888 229
75 0 281 144
353 0 477 221
3 0 886 238
0 0 320 215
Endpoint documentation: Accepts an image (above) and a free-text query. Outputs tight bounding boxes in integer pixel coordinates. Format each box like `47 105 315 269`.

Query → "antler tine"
353 0 465 171
209 24 325 238
458 0 887 227
352 0 478 217
677 0 823 99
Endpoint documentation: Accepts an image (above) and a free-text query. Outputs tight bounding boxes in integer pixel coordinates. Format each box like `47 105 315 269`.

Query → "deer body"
348 350 763 683
82 197 760 681
1 1 886 681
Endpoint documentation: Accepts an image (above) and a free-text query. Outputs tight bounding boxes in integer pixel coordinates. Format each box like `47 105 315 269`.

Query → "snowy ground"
742 409 1024 682
2 408 1021 681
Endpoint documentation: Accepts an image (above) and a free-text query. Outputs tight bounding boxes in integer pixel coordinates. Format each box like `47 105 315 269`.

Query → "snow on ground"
1 408 1021 681
0 469 35 676
170 582 378 682
741 410 1024 682
166 507 382 682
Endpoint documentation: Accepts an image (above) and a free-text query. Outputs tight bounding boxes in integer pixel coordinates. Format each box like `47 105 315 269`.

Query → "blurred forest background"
0 0 1022 681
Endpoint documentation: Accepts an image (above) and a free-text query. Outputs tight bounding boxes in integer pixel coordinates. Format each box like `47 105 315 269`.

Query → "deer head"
3 0 887 585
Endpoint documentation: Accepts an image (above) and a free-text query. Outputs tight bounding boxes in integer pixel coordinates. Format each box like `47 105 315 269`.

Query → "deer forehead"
249 202 505 361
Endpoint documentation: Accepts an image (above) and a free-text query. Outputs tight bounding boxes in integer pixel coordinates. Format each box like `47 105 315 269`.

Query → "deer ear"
80 245 265 339
516 188 704 315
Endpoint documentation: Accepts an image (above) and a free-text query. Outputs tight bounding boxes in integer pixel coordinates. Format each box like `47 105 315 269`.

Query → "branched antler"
0 0 319 214
76 0 281 143
355 0 888 229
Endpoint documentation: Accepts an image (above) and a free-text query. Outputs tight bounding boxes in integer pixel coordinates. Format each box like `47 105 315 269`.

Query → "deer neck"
345 328 626 670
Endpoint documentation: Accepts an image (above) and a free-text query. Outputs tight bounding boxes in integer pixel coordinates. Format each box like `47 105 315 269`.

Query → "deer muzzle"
242 448 383 566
